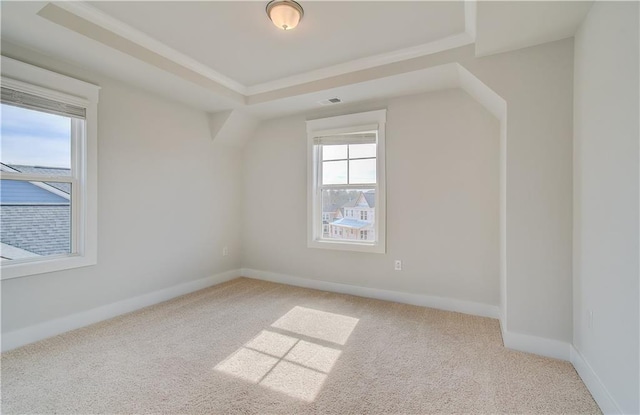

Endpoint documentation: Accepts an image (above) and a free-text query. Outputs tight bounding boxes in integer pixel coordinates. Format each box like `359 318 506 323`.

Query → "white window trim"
1 56 100 280
306 109 386 254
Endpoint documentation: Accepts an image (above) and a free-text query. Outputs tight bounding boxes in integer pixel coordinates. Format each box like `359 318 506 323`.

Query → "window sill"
1 253 97 280
308 239 385 254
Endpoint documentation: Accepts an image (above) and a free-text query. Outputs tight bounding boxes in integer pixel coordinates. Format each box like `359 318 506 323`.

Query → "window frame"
1 56 100 279
306 109 386 253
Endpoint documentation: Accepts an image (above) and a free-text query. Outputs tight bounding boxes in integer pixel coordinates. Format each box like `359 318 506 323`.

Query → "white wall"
1 36 578 361
243 89 500 306
242 39 576 348
573 2 639 413
459 39 575 344
1 42 243 333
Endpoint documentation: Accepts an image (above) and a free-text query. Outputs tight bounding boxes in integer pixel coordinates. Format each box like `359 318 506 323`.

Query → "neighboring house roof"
322 203 340 213
3 164 71 194
341 198 359 208
330 218 370 229
363 191 375 208
0 180 69 204
0 242 39 261
1 164 72 259
341 191 376 208
1 205 71 256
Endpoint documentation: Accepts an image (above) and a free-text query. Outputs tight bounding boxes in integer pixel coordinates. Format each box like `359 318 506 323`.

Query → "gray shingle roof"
341 198 360 208
1 205 70 256
341 191 375 208
322 203 340 213
363 191 375 208
5 164 71 194
7 164 71 176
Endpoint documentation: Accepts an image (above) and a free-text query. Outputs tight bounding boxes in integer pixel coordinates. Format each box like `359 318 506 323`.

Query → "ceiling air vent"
318 97 342 105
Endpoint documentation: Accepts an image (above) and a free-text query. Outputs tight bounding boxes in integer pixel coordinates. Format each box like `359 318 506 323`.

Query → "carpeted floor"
2 277 601 414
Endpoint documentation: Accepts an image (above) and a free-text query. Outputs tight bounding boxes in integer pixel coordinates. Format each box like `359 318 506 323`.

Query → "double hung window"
307 110 386 253
1 57 99 279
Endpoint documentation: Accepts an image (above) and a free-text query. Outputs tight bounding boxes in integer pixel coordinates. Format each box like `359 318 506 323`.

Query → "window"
1 57 99 279
307 110 386 253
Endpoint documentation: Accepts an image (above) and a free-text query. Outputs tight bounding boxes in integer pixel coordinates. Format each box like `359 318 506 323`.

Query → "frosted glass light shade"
266 0 303 31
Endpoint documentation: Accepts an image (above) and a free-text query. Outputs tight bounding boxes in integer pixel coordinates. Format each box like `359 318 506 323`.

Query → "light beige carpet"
2 277 600 414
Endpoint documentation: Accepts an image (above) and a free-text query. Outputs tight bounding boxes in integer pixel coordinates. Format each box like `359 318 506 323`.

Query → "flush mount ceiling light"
266 0 304 31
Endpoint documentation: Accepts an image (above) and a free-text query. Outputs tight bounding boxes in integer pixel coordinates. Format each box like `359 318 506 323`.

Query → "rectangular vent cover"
318 98 342 105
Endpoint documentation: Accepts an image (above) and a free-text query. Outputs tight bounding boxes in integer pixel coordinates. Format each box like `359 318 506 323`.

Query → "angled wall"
460 39 574 350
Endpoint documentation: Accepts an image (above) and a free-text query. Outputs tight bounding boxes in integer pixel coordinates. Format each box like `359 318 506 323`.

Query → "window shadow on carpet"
214 306 359 402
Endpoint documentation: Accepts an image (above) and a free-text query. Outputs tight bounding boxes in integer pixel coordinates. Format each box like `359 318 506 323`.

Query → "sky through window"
1 103 71 168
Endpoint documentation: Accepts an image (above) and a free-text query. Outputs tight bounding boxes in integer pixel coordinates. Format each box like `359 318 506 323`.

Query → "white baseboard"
240 268 500 319
242 269 574 361
497 306 572 361
571 346 623 414
1 266 619 415
501 329 571 361
2 269 241 352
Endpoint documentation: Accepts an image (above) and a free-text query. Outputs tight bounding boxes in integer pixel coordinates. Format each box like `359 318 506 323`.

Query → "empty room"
1 1 638 414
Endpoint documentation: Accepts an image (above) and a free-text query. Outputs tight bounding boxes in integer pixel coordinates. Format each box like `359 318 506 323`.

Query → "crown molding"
246 32 474 95
44 2 477 99
51 1 248 95
464 0 477 41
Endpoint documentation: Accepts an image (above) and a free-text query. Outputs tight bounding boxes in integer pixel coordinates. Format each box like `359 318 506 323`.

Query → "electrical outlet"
394 260 402 271
222 247 229 256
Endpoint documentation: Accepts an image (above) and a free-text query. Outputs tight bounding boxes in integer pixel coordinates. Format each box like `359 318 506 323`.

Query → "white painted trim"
0 172 72 201
306 110 387 254
456 65 506 121
501 329 571 361
1 77 91 108
241 268 500 319
0 243 39 260
464 0 477 41
1 57 100 103
42 3 476 97
0 57 99 280
1 269 241 352
247 32 474 95
499 309 573 362
571 346 623 414
454 63 509 336
53 1 247 95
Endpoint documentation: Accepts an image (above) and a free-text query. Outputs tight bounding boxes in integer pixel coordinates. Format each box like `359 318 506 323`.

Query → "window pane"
322 145 347 161
321 189 375 242
349 159 376 184
322 160 347 185
0 180 71 261
0 103 72 172
348 143 376 159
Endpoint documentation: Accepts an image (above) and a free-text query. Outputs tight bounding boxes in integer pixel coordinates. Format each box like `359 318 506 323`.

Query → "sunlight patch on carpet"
245 330 298 357
215 348 279 383
261 360 327 401
214 306 358 402
271 306 360 345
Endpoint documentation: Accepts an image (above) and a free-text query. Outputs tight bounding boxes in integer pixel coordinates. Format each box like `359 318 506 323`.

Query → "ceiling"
475 1 593 56
90 1 465 87
1 1 593 123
